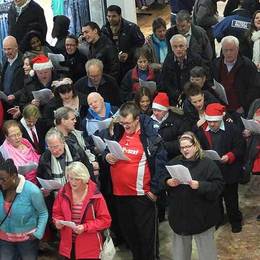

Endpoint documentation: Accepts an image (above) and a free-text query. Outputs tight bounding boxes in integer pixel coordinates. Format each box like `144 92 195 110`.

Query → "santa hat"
205 103 225 121
152 92 169 111
32 55 53 71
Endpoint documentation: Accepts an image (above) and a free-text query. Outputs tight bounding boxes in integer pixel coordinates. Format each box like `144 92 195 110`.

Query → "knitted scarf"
152 34 168 63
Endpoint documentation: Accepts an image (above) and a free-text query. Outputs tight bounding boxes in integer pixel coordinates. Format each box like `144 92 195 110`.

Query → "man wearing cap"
20 55 58 109
195 103 246 233
104 101 168 260
151 92 190 159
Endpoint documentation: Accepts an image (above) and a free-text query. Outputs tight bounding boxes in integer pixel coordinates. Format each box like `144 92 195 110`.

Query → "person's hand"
188 180 199 190
7 95 15 101
12 109 21 119
220 155 229 164
105 153 118 165
54 220 64 230
118 52 128 62
243 129 251 138
41 188 51 197
92 161 99 170
197 118 206 128
146 191 157 202
73 224 85 234
166 178 181 187
31 99 40 107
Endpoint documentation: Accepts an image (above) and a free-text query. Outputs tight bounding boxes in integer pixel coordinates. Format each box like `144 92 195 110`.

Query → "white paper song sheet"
241 117 260 134
203 150 221 160
212 79 229 105
92 135 106 153
58 220 76 229
104 139 129 161
37 177 63 191
32 89 53 105
165 165 192 184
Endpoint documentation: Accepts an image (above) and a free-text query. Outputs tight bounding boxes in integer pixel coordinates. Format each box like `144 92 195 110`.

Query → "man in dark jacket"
224 0 260 16
195 103 245 233
1 36 24 118
193 0 227 55
103 101 168 260
74 58 121 107
81 21 120 81
166 10 213 67
62 34 88 83
8 0 47 46
101 5 145 80
212 35 260 113
160 34 203 105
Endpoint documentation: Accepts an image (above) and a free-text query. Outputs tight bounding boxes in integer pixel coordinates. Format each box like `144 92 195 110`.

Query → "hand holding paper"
165 165 192 184
37 177 63 191
104 139 129 161
57 220 77 229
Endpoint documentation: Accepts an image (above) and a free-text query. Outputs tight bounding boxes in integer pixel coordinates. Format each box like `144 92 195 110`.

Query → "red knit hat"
32 55 53 71
205 103 225 121
152 92 169 111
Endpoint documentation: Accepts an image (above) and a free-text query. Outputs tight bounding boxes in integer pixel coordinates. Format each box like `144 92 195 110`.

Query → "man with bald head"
8 0 47 45
82 92 118 136
160 34 204 105
0 36 24 109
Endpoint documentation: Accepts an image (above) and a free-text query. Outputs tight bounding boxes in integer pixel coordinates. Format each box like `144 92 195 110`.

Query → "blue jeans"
0 239 39 260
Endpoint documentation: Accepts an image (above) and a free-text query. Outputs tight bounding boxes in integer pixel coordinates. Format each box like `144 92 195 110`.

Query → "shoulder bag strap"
0 193 18 227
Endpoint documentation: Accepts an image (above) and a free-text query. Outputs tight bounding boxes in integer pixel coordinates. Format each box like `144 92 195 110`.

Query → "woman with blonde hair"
165 132 224 260
52 161 111 260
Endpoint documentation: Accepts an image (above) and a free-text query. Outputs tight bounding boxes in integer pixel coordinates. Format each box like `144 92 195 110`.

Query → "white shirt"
20 117 39 142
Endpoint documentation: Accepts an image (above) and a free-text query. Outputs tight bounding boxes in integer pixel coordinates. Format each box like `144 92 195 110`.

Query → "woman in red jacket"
53 161 111 260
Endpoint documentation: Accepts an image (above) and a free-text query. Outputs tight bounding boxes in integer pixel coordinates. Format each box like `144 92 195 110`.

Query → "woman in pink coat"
53 161 111 260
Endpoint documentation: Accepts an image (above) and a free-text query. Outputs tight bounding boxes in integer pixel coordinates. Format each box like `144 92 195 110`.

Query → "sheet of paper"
48 53 69 71
203 150 221 160
96 118 112 131
212 79 229 105
92 135 106 153
165 165 192 184
58 220 76 229
87 118 112 135
37 177 63 191
18 163 38 176
104 139 129 161
32 88 53 105
241 117 260 134
139 79 157 94
0 91 8 102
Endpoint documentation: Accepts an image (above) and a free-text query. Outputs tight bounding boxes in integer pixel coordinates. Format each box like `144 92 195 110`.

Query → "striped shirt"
71 202 83 241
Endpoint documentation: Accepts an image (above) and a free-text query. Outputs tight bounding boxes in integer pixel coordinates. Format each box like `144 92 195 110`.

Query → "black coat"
160 52 203 105
166 24 213 66
166 156 224 235
156 110 191 159
101 18 145 75
8 1 47 45
74 74 121 107
194 121 246 183
86 35 120 81
212 55 260 112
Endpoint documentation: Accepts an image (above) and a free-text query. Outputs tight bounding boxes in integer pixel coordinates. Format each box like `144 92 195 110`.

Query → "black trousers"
114 195 158 260
220 183 243 227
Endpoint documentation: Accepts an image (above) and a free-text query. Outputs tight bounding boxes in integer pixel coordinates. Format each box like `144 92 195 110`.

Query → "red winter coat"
52 180 111 259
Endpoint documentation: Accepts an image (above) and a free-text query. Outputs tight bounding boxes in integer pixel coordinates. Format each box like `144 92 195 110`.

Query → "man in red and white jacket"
103 101 168 260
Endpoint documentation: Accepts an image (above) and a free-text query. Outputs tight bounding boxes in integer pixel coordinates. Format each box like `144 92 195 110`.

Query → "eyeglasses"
47 144 64 150
180 144 194 150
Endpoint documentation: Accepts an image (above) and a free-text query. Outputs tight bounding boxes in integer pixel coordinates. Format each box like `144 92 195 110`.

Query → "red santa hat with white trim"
152 92 170 111
205 103 225 121
32 55 53 71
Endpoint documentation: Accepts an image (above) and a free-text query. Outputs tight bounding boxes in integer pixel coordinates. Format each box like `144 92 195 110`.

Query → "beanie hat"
32 55 53 71
152 92 169 111
205 103 225 121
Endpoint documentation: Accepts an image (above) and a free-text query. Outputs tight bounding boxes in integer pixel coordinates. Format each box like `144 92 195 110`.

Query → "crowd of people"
0 0 260 259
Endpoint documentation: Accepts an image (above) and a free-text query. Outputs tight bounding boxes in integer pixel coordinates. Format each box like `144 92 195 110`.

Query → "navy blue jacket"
102 114 168 195
213 9 251 42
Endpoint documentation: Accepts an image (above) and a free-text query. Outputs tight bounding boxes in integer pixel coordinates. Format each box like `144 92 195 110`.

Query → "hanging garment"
52 0 64 16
